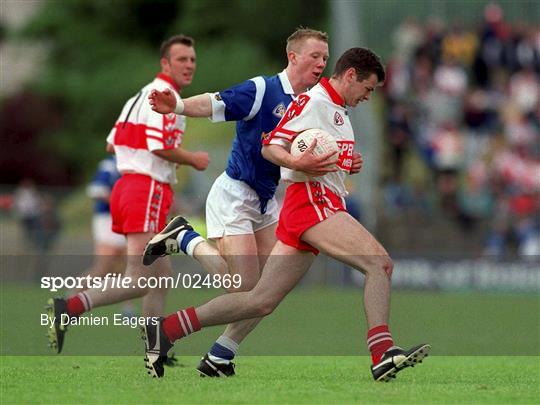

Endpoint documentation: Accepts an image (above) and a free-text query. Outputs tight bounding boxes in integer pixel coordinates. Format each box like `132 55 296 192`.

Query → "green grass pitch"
2 356 538 403
1 285 539 403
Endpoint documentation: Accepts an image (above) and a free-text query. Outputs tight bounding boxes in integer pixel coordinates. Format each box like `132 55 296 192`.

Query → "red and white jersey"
264 77 355 196
106 73 185 184
495 150 540 192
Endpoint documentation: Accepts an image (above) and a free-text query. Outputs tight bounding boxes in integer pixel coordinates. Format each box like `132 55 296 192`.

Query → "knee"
380 256 393 278
366 255 393 279
252 294 278 317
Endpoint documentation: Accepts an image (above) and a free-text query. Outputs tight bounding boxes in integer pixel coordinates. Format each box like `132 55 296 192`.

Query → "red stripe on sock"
66 296 86 317
367 324 394 365
162 307 201 343
185 307 201 331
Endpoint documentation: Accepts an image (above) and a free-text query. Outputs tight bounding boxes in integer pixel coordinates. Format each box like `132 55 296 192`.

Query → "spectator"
508 66 539 114
386 102 413 180
12 178 41 250
36 194 61 254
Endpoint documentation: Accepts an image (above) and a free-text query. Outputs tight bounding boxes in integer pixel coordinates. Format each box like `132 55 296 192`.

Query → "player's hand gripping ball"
291 128 339 160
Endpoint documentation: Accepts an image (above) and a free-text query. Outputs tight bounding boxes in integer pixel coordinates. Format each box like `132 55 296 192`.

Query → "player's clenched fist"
349 152 363 174
192 151 210 171
149 89 177 114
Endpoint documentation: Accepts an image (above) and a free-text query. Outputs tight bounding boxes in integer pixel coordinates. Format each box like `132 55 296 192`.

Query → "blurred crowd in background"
381 3 539 257
6 178 62 254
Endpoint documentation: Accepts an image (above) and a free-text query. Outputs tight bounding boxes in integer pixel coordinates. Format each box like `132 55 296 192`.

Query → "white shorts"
206 172 279 239
92 213 127 247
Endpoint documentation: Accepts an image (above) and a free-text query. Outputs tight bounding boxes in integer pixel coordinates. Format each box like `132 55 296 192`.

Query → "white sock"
208 335 239 364
216 335 239 354
176 230 205 257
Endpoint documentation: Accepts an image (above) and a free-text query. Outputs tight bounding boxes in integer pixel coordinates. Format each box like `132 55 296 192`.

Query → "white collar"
278 70 294 95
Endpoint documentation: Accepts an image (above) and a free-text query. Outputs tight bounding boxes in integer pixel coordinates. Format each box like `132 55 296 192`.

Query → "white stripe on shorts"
321 184 338 212
305 182 324 221
143 178 155 232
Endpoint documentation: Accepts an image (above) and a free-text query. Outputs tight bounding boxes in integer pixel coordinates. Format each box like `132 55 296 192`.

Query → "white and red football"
290 128 338 159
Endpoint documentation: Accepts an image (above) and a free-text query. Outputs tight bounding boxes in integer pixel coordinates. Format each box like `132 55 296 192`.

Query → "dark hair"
286 27 329 53
160 34 195 59
333 47 385 83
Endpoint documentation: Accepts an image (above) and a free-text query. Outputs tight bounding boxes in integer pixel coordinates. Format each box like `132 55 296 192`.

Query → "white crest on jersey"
334 111 344 126
272 102 286 118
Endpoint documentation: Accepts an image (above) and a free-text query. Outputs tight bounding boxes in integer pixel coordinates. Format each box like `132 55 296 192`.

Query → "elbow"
151 149 167 160
262 145 277 164
261 145 269 160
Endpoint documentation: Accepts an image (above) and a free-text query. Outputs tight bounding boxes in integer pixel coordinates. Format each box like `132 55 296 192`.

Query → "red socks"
162 307 201 343
367 324 394 364
66 292 92 317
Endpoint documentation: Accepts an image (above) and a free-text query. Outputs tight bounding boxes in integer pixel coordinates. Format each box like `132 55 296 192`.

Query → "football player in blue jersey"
85 156 126 279
145 28 331 376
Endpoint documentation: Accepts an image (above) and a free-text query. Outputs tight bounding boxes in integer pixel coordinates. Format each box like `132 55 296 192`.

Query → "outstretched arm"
149 89 212 118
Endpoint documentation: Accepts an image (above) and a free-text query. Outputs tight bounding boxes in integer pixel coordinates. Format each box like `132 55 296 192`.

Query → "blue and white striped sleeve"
210 77 266 122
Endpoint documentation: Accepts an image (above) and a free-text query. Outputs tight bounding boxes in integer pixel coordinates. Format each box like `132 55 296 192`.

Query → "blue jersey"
87 156 121 214
210 71 295 213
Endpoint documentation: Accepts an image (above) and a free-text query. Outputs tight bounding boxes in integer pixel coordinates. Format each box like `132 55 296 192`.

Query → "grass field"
1 356 538 403
1 284 539 403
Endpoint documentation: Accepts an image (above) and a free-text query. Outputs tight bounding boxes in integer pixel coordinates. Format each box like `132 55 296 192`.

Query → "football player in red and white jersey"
46 35 211 354
143 48 430 382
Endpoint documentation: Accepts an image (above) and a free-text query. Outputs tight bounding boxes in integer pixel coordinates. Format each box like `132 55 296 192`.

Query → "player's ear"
346 67 357 82
287 50 297 65
160 57 169 72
